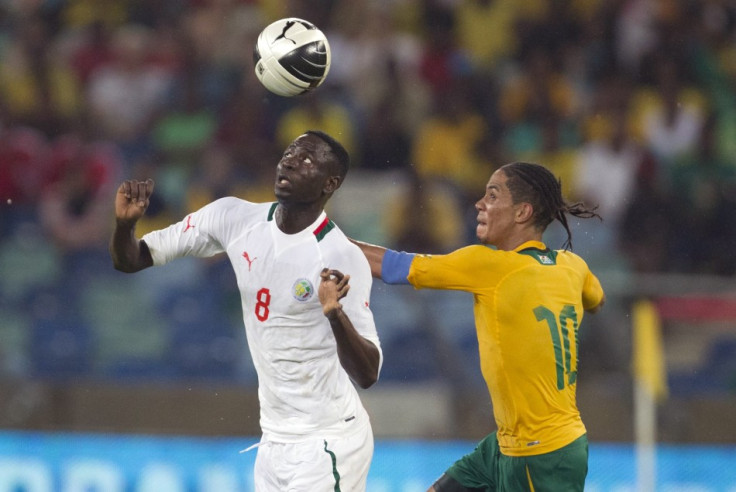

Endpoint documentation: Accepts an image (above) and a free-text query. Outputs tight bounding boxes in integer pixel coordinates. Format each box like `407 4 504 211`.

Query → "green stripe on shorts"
323 440 341 492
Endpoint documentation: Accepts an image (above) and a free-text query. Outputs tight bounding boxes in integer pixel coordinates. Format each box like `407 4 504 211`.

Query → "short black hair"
306 130 350 178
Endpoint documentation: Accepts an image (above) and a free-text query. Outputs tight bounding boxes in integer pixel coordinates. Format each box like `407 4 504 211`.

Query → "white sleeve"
142 197 240 266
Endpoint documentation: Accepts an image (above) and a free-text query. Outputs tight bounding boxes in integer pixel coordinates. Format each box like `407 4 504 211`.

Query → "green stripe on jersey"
314 219 335 242
267 202 277 221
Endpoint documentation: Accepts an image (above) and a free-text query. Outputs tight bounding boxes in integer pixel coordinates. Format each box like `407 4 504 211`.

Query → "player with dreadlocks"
352 162 606 491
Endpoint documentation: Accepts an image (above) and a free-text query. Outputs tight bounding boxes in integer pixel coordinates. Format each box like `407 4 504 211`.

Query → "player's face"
475 170 520 247
275 134 338 204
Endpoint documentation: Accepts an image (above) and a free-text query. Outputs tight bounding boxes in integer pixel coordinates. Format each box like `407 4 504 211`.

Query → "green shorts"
444 432 588 492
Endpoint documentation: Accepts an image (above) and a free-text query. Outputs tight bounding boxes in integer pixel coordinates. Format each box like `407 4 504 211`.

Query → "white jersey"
142 197 382 442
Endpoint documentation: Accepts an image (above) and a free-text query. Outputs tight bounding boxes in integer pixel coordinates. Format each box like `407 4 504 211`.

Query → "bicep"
409 247 490 292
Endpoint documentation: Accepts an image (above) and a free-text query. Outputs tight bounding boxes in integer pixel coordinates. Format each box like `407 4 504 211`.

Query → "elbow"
109 245 132 273
356 372 378 390
110 253 134 273
357 361 380 389
586 295 606 314
109 238 152 273
113 262 137 274
355 347 381 389
109 245 151 273
111 255 146 273
111 255 127 273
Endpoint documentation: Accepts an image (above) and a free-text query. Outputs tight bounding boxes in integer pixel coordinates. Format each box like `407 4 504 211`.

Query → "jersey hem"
499 428 587 457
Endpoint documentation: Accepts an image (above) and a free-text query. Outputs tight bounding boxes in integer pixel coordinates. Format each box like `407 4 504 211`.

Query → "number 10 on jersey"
534 305 579 390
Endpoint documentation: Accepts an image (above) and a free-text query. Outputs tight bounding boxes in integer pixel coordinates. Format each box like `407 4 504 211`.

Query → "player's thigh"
254 424 373 492
434 432 500 491
253 442 280 491
500 434 589 492
324 420 374 492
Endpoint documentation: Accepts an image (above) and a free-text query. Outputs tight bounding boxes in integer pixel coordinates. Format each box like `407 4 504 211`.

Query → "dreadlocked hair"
500 162 601 251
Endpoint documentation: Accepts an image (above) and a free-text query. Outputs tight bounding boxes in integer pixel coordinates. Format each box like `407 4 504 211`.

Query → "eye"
303 156 312 164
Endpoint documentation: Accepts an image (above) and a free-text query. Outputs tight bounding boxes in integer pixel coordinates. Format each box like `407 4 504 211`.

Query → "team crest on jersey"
539 254 554 265
292 278 315 302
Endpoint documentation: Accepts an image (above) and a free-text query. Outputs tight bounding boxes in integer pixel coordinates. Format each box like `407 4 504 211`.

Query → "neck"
492 230 543 251
275 202 324 234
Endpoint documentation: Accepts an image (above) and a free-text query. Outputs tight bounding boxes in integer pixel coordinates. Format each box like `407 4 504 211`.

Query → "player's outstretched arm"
348 239 386 278
350 239 415 285
319 268 380 389
110 179 155 273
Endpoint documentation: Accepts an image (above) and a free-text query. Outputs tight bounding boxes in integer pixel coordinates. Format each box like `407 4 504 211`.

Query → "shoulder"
555 249 594 272
413 245 496 270
445 244 499 262
441 244 493 256
201 197 273 220
319 223 370 264
318 222 353 252
555 248 586 264
207 196 269 212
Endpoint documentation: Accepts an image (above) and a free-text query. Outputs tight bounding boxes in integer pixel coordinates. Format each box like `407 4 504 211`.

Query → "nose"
475 199 484 211
280 157 295 170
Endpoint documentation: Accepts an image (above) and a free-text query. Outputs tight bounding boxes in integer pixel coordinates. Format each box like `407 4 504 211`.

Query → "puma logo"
242 252 257 271
183 215 195 232
274 20 314 45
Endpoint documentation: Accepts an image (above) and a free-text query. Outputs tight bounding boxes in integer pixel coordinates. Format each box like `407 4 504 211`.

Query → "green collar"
517 246 557 265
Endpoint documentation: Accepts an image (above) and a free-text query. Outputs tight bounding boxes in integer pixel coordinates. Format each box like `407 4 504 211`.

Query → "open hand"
115 179 154 225
319 268 350 317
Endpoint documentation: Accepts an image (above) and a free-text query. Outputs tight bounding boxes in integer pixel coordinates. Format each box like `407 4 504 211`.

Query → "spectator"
38 134 121 253
383 168 466 254
668 115 736 274
274 90 358 163
411 85 487 197
631 55 708 171
0 15 82 135
454 0 547 72
86 24 173 159
69 21 116 88
0 126 51 208
576 79 644 230
359 57 429 171
417 5 469 97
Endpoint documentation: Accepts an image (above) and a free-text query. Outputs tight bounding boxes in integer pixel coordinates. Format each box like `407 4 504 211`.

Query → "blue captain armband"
381 249 415 285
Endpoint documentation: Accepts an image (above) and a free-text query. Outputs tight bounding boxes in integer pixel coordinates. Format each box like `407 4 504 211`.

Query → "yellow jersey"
407 240 604 456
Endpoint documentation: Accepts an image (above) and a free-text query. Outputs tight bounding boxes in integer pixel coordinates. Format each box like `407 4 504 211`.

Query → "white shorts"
253 419 374 492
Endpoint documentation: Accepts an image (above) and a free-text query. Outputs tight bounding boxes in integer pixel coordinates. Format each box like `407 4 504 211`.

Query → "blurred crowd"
1 0 736 383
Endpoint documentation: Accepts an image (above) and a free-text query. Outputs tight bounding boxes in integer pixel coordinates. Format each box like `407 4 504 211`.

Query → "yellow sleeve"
582 269 604 311
408 245 499 292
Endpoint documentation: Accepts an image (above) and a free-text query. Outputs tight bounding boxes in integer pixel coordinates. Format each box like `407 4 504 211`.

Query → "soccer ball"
253 18 331 97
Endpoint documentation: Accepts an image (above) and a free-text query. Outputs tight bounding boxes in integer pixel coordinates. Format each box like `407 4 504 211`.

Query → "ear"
515 202 534 224
323 175 342 195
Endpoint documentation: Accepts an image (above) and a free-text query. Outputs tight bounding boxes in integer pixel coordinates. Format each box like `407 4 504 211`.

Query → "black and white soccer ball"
253 18 331 97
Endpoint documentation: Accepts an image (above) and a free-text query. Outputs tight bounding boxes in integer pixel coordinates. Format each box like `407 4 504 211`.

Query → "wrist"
323 304 343 320
116 218 138 230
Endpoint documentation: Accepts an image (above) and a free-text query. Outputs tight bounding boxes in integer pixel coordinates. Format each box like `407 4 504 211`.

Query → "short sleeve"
582 270 605 311
142 197 247 265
